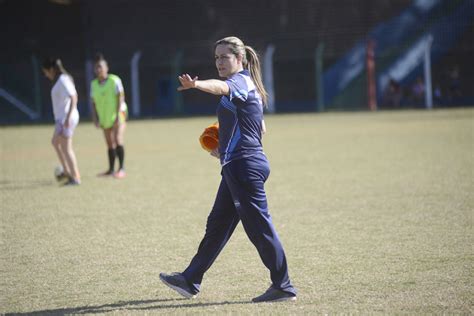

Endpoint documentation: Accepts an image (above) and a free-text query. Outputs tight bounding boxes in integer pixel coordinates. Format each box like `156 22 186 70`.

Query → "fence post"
172 50 183 115
424 35 434 109
85 59 93 116
130 50 142 117
263 44 276 113
315 43 325 112
31 55 42 117
366 39 377 111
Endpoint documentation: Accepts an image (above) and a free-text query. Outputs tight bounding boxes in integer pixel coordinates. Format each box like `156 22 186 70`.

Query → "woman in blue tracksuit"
160 36 297 303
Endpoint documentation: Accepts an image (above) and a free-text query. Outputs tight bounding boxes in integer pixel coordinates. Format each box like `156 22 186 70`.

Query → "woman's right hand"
177 74 198 91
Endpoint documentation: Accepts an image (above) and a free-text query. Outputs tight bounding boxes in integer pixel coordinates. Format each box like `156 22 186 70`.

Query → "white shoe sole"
272 296 297 302
159 275 196 299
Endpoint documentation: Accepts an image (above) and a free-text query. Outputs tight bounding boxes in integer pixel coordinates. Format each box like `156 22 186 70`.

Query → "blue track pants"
182 153 296 295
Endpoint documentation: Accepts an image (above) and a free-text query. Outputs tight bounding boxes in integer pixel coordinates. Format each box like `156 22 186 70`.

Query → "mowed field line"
1 109 473 314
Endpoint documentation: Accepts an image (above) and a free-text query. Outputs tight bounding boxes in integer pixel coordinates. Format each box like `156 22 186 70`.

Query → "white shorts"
54 115 79 138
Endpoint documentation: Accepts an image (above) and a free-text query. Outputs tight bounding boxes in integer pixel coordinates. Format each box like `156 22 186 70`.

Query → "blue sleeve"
225 74 249 102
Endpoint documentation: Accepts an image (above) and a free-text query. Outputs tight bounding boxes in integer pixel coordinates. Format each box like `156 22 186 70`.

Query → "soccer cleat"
63 178 80 186
114 169 126 179
252 286 297 303
97 170 114 177
55 172 69 182
159 272 197 299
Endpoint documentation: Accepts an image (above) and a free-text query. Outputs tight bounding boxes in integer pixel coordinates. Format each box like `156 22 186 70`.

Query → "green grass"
1 109 473 314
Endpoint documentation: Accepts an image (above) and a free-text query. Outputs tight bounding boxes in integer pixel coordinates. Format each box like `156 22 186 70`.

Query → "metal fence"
0 0 472 123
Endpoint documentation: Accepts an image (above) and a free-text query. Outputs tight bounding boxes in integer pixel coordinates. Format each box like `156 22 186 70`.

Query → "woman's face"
42 68 55 81
215 44 242 78
94 60 108 80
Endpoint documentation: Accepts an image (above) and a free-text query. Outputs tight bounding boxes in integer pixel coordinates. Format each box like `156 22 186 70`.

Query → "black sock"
116 145 125 170
108 148 116 172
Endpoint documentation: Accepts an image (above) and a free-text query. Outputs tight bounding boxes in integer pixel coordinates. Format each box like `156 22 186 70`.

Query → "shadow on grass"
6 298 252 315
0 179 53 191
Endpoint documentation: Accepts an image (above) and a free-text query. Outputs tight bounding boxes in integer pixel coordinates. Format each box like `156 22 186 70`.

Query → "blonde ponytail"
244 46 268 106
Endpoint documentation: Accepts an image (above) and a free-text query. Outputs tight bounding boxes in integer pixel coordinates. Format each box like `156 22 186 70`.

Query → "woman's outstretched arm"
177 74 229 96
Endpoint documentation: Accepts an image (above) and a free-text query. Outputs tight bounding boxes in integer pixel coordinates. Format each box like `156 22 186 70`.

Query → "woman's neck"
227 67 244 78
53 72 61 82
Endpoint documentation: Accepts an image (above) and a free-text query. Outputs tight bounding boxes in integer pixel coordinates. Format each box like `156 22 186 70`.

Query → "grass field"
1 109 473 314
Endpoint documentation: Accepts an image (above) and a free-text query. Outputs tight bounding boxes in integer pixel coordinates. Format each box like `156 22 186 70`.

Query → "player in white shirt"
42 58 81 185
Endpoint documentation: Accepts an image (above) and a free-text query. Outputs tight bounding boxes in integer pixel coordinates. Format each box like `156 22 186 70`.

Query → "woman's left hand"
64 119 70 128
178 74 198 91
210 148 220 159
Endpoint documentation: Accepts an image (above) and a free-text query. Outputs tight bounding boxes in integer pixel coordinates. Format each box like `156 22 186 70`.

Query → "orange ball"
199 123 219 152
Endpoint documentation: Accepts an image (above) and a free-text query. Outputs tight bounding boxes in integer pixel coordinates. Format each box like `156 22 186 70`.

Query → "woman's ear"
237 53 243 65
